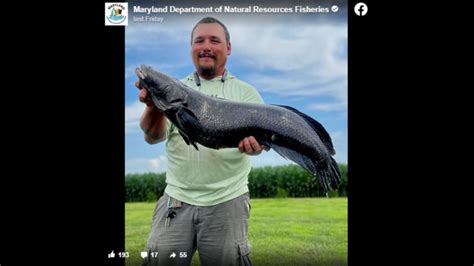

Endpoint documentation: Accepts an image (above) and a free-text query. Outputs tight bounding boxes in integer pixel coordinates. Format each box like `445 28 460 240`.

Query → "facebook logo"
354 3 368 16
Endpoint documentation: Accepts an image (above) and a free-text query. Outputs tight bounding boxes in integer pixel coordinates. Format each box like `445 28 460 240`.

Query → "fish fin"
271 141 340 193
315 157 342 193
178 130 190 145
273 105 335 156
174 106 200 151
328 156 341 189
178 130 199 151
270 144 317 175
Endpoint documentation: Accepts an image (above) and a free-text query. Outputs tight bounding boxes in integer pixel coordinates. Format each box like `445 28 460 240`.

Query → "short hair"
191 17 230 44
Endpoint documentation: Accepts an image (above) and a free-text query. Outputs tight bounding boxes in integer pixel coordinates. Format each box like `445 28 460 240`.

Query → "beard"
199 66 216 78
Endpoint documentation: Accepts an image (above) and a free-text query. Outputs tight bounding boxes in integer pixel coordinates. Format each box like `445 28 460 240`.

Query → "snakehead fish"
136 65 341 193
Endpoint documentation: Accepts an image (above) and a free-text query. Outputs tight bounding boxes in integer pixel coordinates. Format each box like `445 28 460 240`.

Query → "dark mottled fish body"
136 65 341 193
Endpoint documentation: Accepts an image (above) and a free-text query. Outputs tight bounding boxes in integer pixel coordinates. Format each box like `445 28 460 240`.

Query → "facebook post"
121 0 348 265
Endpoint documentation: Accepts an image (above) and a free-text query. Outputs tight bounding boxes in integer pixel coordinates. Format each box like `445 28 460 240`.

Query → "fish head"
135 65 187 110
135 65 173 97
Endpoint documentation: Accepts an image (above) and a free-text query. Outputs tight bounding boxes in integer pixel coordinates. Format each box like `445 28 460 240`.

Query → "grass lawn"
126 198 347 265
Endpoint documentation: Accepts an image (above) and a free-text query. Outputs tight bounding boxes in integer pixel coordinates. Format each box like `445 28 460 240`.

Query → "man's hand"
135 80 167 144
238 136 270 155
135 80 154 107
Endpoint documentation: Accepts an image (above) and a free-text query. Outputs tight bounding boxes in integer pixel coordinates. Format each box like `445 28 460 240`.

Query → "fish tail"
329 157 341 189
315 171 330 194
315 157 341 194
269 142 341 194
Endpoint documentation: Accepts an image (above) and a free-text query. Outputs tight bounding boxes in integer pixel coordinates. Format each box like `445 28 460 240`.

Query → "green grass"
126 198 347 266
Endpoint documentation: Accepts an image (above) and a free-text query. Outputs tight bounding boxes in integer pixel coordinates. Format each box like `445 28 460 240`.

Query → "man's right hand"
136 80 154 107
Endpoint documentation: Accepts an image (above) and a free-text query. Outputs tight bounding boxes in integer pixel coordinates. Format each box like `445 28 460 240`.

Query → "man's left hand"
238 136 270 155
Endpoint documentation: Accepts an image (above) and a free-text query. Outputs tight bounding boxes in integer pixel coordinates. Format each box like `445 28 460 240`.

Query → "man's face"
191 23 231 79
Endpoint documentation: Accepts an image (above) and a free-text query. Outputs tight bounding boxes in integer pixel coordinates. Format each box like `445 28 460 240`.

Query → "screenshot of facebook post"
117 0 349 265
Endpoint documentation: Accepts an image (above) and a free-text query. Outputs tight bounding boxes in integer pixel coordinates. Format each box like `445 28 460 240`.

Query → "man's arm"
136 81 167 144
140 106 167 144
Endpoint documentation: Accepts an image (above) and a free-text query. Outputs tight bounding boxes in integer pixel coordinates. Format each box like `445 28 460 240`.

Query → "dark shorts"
143 192 252 266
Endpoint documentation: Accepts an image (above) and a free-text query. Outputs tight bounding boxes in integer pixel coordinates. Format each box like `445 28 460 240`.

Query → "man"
136 17 267 265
